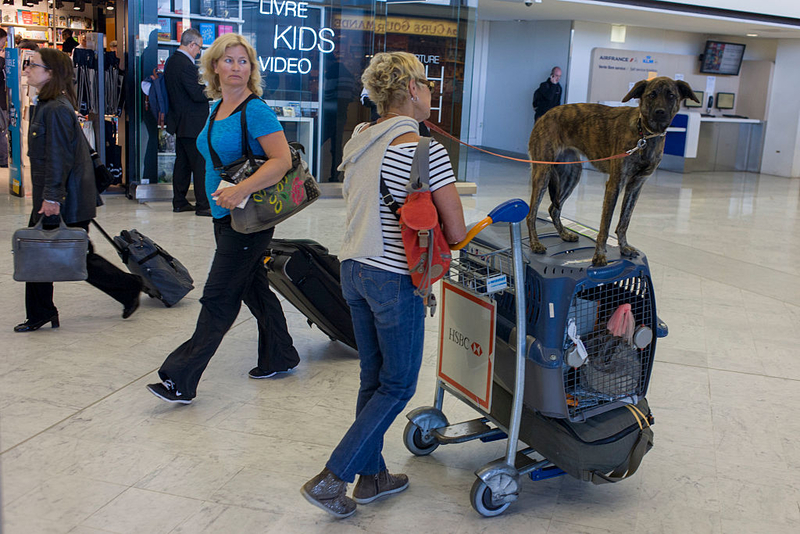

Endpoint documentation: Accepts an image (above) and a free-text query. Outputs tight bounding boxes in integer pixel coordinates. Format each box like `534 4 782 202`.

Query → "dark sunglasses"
23 59 50 70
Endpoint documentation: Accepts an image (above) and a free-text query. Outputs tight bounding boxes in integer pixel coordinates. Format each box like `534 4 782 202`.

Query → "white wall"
480 20 571 155
567 20 777 104
761 39 800 178
662 0 799 19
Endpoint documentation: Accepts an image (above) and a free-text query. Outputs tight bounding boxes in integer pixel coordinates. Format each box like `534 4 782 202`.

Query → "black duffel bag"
91 221 194 308
492 387 654 484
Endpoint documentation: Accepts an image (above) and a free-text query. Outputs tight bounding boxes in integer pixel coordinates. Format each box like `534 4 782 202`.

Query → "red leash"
423 120 632 165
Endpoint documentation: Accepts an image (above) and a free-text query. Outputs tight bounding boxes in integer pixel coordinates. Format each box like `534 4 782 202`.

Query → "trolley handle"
451 199 530 251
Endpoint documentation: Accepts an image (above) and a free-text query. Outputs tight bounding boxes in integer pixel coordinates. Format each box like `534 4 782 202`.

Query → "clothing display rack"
72 35 105 164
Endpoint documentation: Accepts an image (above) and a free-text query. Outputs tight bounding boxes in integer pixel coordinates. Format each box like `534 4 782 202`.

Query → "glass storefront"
128 0 476 195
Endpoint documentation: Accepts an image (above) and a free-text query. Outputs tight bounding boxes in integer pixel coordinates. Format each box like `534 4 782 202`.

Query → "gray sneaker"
301 468 357 519
352 470 409 504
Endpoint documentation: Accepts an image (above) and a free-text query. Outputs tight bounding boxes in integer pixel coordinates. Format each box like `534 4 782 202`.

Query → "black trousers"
24 218 141 322
158 217 299 398
172 136 208 210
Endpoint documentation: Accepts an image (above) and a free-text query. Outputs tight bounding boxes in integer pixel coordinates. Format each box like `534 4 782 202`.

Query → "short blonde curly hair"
361 52 426 116
200 33 262 100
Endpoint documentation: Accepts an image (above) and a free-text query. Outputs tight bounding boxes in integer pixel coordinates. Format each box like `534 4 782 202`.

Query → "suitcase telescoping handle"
90 219 124 254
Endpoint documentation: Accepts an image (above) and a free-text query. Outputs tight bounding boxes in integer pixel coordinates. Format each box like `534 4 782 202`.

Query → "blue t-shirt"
197 98 283 219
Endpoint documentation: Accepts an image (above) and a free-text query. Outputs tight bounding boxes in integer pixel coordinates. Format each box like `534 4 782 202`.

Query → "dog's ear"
676 80 700 103
622 80 648 102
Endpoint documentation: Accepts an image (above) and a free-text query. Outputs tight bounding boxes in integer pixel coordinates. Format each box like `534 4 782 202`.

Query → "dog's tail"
548 148 583 209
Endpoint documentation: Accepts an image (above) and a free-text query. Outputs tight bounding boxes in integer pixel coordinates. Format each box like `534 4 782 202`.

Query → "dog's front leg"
593 169 623 266
616 175 648 257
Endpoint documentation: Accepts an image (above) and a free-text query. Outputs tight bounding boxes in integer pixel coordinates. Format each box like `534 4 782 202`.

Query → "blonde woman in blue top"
147 34 299 404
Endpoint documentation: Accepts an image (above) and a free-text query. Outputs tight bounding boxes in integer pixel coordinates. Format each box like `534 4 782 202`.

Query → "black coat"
62 37 79 56
28 96 97 225
533 80 562 121
164 51 209 137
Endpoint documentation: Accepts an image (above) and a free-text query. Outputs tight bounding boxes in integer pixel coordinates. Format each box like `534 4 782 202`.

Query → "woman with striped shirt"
302 52 466 518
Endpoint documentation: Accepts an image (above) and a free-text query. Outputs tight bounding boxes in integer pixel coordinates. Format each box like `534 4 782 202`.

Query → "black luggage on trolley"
91 221 194 307
264 239 357 351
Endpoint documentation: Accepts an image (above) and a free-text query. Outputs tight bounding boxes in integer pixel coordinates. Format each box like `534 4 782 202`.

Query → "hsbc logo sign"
448 328 483 357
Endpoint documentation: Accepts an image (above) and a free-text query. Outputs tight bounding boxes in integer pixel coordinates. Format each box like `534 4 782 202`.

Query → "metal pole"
94 32 106 164
504 220 527 467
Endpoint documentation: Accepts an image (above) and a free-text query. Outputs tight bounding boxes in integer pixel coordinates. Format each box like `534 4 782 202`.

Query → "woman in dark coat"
14 49 142 333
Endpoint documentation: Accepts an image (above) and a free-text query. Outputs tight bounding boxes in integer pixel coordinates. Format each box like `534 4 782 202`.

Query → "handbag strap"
34 214 68 230
380 136 432 220
206 93 260 171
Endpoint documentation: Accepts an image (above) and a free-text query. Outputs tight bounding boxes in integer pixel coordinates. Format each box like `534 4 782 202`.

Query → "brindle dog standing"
526 77 698 266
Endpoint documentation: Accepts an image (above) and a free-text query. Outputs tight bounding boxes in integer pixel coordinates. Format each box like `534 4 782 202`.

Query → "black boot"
14 314 60 332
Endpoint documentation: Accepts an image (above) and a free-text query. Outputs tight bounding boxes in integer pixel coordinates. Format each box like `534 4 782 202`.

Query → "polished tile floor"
1 155 799 533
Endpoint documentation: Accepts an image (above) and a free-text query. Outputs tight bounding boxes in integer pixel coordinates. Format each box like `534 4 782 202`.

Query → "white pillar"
761 39 800 178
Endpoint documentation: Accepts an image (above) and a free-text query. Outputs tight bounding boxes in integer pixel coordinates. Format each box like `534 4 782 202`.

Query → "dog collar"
629 117 667 154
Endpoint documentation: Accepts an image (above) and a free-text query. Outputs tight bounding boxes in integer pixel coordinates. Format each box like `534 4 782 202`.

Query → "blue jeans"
326 260 425 482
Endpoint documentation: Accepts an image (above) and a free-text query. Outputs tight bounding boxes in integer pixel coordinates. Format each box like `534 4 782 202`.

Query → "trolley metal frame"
403 199 559 517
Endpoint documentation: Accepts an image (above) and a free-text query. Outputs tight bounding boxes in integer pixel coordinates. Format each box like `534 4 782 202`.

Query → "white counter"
662 112 765 173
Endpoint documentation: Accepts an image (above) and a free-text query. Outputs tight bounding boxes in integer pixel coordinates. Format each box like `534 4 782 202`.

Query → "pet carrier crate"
404 205 665 517
467 217 667 422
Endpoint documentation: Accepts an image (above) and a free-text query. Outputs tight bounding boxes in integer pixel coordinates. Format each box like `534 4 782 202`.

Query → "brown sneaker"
352 470 409 504
301 468 357 519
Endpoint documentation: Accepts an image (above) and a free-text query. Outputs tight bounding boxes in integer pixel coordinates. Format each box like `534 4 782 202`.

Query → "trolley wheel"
403 421 439 456
470 478 511 517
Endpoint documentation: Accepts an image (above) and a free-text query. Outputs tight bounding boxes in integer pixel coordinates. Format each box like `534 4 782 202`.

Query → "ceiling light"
107 1 114 10
746 33 758 37
2 0 14 5
610 24 626 43
73 0 84 10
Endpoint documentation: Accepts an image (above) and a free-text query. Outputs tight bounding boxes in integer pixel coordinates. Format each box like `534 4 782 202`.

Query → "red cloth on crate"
607 303 634 344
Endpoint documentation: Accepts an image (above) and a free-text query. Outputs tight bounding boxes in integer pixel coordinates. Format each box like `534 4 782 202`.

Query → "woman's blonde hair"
200 33 262 100
361 52 425 116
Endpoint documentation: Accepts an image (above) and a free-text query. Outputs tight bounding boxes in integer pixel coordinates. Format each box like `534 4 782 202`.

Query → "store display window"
129 0 475 193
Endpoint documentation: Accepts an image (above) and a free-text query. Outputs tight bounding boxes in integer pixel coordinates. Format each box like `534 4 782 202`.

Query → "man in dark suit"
61 29 79 56
164 28 211 215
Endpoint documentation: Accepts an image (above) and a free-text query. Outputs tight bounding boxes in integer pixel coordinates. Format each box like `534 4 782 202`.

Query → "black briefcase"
12 217 89 282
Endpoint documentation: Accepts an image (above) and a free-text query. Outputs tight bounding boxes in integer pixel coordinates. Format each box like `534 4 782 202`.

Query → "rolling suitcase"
91 221 194 307
264 239 357 350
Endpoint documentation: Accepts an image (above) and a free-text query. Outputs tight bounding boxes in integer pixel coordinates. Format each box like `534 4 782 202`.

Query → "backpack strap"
206 93 259 172
380 137 432 220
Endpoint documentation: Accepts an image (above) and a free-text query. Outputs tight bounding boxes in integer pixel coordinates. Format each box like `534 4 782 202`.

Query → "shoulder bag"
207 94 320 234
12 216 89 282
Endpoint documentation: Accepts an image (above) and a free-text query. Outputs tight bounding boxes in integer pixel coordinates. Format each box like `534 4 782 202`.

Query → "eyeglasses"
418 79 435 91
23 60 50 70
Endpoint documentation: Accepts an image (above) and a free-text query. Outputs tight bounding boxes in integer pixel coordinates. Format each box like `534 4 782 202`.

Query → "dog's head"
622 77 700 133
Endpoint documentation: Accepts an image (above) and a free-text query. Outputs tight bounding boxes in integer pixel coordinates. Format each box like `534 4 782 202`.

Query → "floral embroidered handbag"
207 95 320 234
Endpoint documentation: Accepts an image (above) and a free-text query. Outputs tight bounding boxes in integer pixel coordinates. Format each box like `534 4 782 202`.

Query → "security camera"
524 0 533 5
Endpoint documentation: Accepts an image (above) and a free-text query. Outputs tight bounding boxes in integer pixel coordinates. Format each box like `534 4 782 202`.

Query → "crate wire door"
563 274 655 419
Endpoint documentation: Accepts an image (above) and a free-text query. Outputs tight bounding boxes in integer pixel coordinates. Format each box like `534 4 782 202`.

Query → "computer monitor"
715 92 735 110
685 90 703 108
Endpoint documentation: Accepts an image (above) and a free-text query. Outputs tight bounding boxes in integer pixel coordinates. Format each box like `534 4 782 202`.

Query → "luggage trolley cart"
403 198 545 517
403 199 667 517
